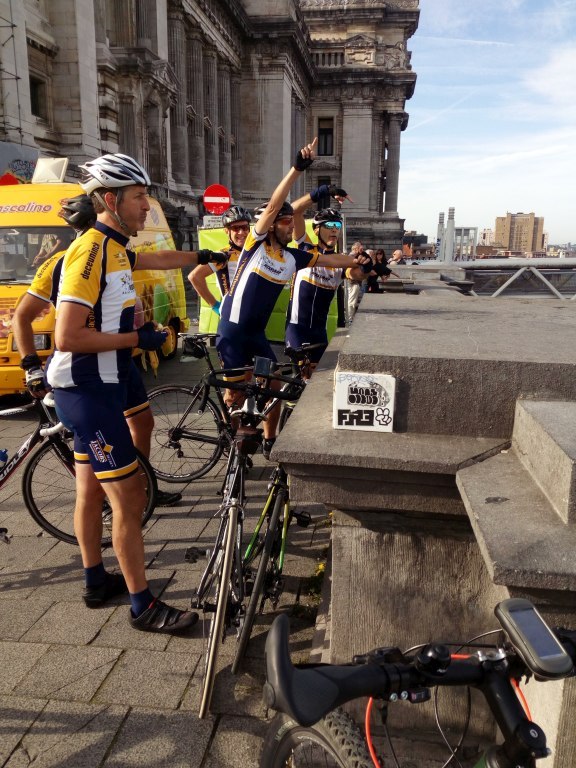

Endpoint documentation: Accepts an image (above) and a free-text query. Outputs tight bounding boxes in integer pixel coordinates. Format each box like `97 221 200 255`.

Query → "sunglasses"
275 216 294 225
323 221 342 230
228 223 250 232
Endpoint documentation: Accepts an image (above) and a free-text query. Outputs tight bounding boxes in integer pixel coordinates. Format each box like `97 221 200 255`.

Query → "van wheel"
160 318 179 360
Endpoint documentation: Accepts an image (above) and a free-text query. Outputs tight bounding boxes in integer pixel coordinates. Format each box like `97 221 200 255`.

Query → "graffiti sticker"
333 370 396 432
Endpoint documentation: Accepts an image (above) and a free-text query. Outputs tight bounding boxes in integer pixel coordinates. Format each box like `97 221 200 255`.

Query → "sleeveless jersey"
220 228 318 332
47 222 137 388
288 240 345 330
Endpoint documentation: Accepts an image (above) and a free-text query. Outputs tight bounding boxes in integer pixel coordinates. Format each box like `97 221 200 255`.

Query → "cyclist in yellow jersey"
46 154 224 633
14 195 182 508
188 205 252 315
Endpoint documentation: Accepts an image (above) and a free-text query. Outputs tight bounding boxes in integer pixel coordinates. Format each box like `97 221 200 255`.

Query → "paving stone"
0 641 49 694
0 695 47 765
14 645 121 702
105 707 212 768
3 700 128 768
93 648 200 709
0 594 53 640
20 601 115 645
202 714 269 768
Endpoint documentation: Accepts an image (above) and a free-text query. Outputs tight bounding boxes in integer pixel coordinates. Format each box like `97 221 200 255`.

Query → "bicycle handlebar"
264 614 576 730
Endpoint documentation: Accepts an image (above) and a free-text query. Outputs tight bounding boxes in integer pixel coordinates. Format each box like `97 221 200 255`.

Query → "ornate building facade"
0 0 419 250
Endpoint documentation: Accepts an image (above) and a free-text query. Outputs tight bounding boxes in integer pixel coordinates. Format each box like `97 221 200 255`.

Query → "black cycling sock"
130 587 154 618
84 561 106 588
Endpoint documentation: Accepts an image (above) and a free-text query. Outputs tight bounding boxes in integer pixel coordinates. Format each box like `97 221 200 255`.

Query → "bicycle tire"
232 487 285 675
22 439 157 547
147 383 225 483
260 709 373 768
198 503 239 719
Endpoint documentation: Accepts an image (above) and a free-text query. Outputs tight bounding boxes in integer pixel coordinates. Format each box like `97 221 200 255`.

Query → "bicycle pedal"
246 456 253 470
293 510 312 528
184 546 204 563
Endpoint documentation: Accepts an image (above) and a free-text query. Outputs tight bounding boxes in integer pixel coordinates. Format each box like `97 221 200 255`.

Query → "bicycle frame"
0 399 67 491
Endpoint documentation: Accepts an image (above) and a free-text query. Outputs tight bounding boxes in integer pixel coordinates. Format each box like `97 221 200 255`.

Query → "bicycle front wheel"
22 439 157 547
260 709 373 768
198 504 239 719
232 487 285 675
147 384 225 483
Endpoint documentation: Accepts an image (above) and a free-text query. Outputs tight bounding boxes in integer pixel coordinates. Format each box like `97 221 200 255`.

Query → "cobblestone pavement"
0 348 329 768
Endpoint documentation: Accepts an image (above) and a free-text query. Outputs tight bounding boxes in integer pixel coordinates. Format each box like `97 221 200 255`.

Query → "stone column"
217 62 232 191
111 0 136 46
341 100 374 213
136 0 157 50
230 72 242 195
167 2 190 190
203 46 219 184
187 27 205 192
384 113 402 215
119 93 137 158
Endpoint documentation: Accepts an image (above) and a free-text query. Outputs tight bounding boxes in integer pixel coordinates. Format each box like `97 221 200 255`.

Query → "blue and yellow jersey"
288 239 345 330
210 244 240 296
47 222 137 388
27 251 65 306
220 228 318 332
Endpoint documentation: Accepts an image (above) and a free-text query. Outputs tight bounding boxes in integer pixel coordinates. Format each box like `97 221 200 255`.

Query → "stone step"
456 449 576 591
512 400 576 524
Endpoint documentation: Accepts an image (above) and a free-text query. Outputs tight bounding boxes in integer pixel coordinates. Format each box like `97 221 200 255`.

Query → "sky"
400 0 576 244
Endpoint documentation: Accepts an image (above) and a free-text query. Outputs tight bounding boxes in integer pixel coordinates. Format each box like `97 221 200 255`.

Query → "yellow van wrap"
196 224 338 343
0 182 189 396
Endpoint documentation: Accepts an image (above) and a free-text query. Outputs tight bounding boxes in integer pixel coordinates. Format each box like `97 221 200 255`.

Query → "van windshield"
0 226 75 282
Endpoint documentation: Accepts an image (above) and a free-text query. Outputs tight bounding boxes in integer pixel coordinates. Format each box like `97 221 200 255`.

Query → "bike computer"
495 598 574 679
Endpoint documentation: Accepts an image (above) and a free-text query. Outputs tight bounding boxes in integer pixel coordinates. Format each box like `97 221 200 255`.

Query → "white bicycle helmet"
79 153 151 195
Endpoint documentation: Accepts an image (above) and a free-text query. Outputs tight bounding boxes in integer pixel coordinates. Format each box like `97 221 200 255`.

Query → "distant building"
479 229 494 246
435 208 477 261
494 212 545 252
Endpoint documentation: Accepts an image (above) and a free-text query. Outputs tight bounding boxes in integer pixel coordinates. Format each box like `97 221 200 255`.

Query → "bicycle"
230 344 323 675
261 601 576 768
192 359 307 719
146 333 234 483
0 394 157 546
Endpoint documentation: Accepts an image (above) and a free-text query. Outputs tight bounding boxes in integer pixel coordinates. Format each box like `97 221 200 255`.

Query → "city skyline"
399 0 576 244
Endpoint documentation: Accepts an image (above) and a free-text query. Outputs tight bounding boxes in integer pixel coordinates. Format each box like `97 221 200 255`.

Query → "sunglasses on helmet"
323 221 342 230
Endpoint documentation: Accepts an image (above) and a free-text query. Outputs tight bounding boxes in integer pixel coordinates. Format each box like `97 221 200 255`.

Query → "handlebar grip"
263 614 394 726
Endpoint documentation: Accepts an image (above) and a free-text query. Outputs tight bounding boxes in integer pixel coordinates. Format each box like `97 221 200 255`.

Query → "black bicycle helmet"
312 208 343 228
253 201 294 222
222 205 252 227
58 194 96 230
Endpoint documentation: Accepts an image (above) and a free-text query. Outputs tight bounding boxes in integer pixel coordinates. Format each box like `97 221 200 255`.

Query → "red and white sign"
203 183 231 215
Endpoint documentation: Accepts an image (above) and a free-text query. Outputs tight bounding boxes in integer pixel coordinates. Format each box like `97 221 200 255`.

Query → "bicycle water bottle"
0 449 8 470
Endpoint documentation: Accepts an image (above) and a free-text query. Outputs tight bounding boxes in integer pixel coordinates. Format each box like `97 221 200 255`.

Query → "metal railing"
460 258 576 299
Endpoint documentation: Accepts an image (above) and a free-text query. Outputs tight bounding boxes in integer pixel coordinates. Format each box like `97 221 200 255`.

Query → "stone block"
456 450 576 591
342 295 576 438
513 400 576 523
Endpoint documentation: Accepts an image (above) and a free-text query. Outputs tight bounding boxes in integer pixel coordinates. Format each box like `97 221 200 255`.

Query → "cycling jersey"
219 229 318 332
285 239 347 363
287 241 345 330
210 244 240 296
28 247 149 418
47 222 137 388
